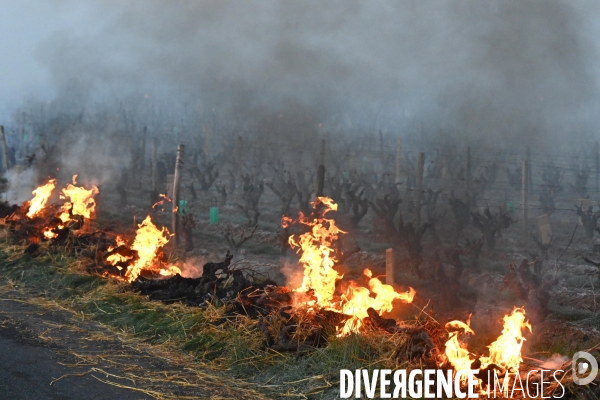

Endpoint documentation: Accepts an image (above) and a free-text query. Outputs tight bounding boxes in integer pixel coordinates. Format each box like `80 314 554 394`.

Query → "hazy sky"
0 1 104 119
3 1 600 145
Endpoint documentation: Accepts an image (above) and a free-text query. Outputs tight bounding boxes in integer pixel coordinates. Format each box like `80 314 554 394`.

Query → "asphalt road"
0 277 275 400
0 334 149 400
0 287 270 400
0 296 151 400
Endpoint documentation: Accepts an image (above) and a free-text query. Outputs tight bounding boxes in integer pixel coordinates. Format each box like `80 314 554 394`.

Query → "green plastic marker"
209 206 219 224
506 200 515 213
178 200 188 216
209 197 218 224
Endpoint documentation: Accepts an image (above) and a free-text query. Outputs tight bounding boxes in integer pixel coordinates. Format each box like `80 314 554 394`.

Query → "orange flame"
479 307 532 372
289 197 344 308
125 216 171 282
288 197 415 335
114 216 177 282
26 179 57 218
43 228 58 239
281 215 293 229
444 319 475 382
339 269 416 335
159 265 182 276
444 307 531 388
59 175 99 221
58 203 72 223
105 235 128 266
152 194 172 209
105 220 180 281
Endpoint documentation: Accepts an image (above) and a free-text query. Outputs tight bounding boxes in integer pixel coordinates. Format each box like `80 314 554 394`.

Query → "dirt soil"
0 287 267 400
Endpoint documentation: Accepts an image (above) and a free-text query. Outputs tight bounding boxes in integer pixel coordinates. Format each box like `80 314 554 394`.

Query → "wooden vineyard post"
578 198 591 226
172 145 185 247
236 135 243 170
204 127 211 160
386 248 394 285
0 126 8 172
466 146 471 195
149 136 159 206
595 141 599 192
152 137 158 192
166 175 174 199
141 126 147 172
395 137 402 187
20 112 25 158
526 145 533 193
539 214 552 245
522 160 528 236
415 152 425 228
378 130 384 168
316 139 326 197
320 138 325 170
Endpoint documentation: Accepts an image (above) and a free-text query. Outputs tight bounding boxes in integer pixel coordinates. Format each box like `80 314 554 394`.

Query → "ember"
43 228 58 239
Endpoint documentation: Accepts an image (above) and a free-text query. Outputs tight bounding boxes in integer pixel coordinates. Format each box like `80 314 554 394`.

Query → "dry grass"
1 228 598 399
0 233 431 398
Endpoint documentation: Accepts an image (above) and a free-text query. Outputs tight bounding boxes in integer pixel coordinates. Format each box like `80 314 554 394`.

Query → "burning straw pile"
0 180 598 398
2 176 100 246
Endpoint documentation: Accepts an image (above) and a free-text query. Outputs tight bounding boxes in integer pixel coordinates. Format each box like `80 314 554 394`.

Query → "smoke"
5 167 37 204
540 353 570 369
58 132 132 186
178 255 207 278
10 0 600 153
280 259 304 290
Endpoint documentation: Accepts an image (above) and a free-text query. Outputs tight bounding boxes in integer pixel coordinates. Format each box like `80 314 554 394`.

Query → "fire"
159 265 182 276
289 197 344 307
444 319 475 382
28 176 100 240
152 193 172 209
59 175 99 221
105 235 128 266
105 216 178 282
58 203 72 223
480 307 532 372
288 197 415 335
43 228 58 239
281 215 293 228
126 216 171 281
339 269 416 335
444 307 531 387
367 269 416 306
26 179 57 218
